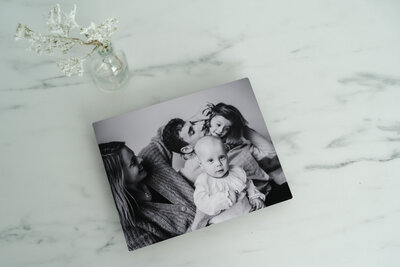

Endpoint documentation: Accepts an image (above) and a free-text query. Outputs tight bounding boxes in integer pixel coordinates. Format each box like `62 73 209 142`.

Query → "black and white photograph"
93 78 292 251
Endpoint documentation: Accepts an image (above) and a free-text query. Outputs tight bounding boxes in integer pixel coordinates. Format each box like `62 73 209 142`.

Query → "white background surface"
1 0 399 266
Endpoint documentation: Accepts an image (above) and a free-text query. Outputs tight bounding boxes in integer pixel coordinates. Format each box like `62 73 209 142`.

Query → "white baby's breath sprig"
57 57 83 77
15 4 119 77
80 18 118 44
47 4 79 37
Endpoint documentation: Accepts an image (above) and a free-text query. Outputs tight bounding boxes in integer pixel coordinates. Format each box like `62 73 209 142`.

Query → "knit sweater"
123 128 196 251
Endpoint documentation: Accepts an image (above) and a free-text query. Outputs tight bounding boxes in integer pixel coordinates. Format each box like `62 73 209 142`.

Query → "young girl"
180 102 274 184
191 136 265 229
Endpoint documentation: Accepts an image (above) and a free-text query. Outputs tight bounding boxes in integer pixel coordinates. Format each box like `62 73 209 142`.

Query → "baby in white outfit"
192 136 265 228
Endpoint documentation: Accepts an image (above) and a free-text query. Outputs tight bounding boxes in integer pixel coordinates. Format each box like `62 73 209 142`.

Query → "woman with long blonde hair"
99 142 167 250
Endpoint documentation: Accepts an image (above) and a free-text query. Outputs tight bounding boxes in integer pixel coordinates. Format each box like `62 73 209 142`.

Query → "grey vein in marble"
305 151 400 170
326 128 368 148
378 122 400 135
336 72 400 103
2 79 88 92
272 131 301 152
96 236 116 253
339 72 400 88
130 38 241 77
0 104 24 111
0 219 32 243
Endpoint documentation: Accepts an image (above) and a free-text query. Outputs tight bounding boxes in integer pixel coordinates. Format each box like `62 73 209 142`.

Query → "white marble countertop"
1 0 399 266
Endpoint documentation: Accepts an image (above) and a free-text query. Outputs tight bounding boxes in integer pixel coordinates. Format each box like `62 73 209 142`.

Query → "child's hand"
189 103 214 122
250 198 265 211
227 190 237 204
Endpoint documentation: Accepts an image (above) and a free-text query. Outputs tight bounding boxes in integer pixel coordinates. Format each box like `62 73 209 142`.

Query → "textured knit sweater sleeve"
124 223 162 251
138 128 195 208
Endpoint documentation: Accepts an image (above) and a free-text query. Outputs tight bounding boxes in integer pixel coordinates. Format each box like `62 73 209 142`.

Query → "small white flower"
57 57 84 77
14 23 30 40
47 4 79 37
80 18 118 43
65 5 79 30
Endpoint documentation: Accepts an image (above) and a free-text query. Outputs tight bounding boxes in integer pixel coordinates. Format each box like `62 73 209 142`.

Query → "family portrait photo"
93 78 292 251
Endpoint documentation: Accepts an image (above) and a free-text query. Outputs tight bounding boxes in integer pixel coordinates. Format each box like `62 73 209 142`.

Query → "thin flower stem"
83 45 101 60
113 53 123 68
69 37 103 47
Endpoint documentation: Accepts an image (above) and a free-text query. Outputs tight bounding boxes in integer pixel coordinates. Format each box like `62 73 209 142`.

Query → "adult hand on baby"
250 198 265 211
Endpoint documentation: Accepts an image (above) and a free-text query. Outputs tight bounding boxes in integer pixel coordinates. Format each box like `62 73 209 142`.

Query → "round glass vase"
89 44 129 93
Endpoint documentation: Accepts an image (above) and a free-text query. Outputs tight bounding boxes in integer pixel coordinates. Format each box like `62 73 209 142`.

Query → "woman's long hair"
99 142 137 231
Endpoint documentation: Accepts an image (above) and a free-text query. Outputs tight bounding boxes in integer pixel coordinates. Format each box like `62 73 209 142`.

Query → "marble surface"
1 0 399 266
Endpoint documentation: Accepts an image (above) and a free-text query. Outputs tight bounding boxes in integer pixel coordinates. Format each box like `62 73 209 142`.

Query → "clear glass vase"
89 44 129 93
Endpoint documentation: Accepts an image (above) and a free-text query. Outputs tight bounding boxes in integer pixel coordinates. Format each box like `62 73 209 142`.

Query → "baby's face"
209 115 232 138
196 138 229 178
